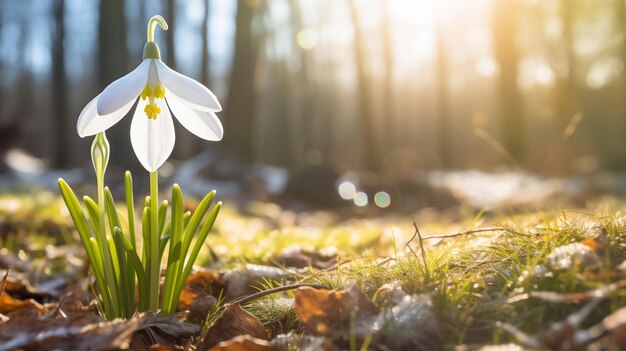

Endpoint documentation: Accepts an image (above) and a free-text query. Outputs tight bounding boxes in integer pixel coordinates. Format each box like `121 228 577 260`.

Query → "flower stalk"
58 15 223 319
148 170 160 311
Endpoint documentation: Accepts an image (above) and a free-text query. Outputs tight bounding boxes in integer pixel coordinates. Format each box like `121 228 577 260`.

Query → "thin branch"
409 217 430 278
423 227 509 240
231 283 325 306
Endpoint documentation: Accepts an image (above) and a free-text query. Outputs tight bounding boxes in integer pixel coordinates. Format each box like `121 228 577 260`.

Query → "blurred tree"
98 0 131 168
200 0 210 87
0 4 3 120
224 0 263 162
558 0 578 123
15 15 32 122
166 0 194 159
288 0 315 163
166 0 177 69
619 0 626 143
435 9 450 167
381 0 395 161
492 0 524 160
52 0 67 167
347 0 380 171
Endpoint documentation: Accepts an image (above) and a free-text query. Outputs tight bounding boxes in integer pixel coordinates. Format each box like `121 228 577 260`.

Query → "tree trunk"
288 0 315 164
200 0 211 87
619 0 626 147
347 0 380 171
224 0 262 162
559 0 577 123
435 12 450 167
99 0 131 168
0 6 3 121
381 0 395 161
52 0 67 167
166 0 177 69
492 0 524 160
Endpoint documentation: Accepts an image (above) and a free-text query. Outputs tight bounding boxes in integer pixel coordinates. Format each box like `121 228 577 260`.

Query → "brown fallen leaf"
208 335 281 351
0 308 198 351
581 226 608 254
197 303 268 350
1 270 57 301
0 291 47 314
294 285 378 336
0 309 129 351
178 270 225 323
135 312 201 340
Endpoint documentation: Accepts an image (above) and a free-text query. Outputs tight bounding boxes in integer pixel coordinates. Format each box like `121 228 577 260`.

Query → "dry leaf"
0 291 47 314
198 303 268 350
294 285 378 336
135 312 200 340
178 270 225 323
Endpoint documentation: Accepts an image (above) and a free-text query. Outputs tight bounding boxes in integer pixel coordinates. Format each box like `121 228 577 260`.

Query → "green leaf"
181 191 215 259
173 201 222 309
113 227 132 318
125 171 136 248
162 184 184 314
58 179 95 260
83 196 100 230
158 200 168 236
104 187 121 234
141 207 151 270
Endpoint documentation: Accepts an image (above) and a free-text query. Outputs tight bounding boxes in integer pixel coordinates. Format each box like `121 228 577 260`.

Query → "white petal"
154 60 221 112
77 95 135 137
130 98 175 172
166 92 223 141
97 59 151 115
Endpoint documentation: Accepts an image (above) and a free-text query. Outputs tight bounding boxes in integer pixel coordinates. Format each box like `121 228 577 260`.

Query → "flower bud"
91 132 110 177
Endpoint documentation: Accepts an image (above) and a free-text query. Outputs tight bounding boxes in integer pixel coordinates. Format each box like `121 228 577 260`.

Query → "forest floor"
2 191 626 350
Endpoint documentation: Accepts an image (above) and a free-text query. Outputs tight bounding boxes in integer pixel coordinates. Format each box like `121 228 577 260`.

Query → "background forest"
0 0 623 208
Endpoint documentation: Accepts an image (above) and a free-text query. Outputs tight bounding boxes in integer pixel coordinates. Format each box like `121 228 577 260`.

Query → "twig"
422 227 508 240
409 217 430 278
231 282 325 306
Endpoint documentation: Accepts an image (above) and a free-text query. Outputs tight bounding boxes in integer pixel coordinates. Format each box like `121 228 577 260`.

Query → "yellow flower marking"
140 83 166 120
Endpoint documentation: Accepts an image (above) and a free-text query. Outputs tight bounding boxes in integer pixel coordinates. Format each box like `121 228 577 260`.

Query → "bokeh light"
353 192 368 207
338 181 357 200
297 29 318 50
374 191 391 208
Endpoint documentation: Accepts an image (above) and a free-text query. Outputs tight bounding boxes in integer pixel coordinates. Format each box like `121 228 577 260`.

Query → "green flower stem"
144 16 167 60
148 170 160 311
147 15 168 43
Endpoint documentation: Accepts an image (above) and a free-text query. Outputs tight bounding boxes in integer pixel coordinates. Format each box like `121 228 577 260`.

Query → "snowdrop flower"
77 16 223 172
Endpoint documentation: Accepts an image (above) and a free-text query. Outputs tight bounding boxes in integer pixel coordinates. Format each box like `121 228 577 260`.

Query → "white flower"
77 17 222 172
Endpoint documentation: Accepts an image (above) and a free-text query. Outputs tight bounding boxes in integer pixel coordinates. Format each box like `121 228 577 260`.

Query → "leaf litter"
5 196 626 349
